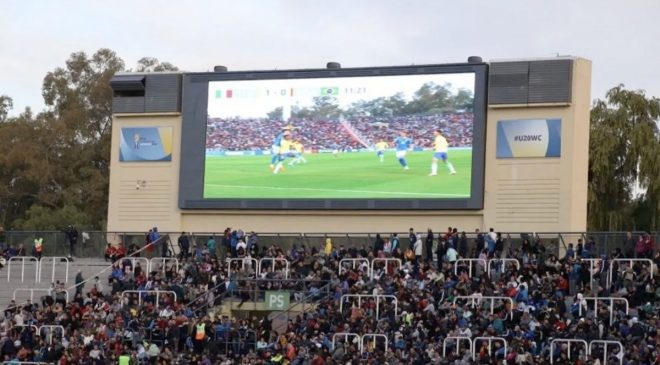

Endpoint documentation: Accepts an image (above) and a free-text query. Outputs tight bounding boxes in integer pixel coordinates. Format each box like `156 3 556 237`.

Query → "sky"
1 0 660 115
207 73 474 118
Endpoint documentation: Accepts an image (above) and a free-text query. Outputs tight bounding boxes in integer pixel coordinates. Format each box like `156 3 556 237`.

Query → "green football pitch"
203 149 472 199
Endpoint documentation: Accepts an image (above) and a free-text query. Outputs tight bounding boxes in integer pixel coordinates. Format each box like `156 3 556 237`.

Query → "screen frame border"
179 62 488 210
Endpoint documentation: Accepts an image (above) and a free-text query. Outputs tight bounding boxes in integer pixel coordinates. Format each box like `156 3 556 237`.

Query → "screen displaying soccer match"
202 72 476 200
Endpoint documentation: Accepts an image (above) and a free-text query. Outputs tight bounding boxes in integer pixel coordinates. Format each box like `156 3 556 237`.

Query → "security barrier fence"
1 230 658 259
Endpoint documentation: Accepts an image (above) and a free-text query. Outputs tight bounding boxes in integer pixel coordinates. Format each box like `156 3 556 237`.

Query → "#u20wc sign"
119 127 173 162
496 119 561 158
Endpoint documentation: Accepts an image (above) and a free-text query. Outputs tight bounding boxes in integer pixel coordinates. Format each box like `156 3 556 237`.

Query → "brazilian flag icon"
320 87 339 96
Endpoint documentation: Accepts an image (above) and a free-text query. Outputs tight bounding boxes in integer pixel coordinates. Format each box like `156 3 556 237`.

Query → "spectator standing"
75 270 84 295
624 231 636 258
458 231 468 258
324 238 333 257
178 232 190 260
373 234 384 256
207 236 217 257
425 229 434 263
390 233 400 257
475 228 485 256
64 225 78 259
33 237 43 260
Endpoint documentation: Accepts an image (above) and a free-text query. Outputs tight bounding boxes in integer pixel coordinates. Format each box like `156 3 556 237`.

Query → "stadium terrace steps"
0 257 110 309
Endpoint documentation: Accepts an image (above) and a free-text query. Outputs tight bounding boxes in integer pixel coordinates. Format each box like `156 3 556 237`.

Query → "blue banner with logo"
119 127 173 162
496 119 561 158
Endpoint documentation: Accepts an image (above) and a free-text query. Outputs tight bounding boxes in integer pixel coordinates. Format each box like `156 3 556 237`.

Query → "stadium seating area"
205 113 473 152
1 230 659 364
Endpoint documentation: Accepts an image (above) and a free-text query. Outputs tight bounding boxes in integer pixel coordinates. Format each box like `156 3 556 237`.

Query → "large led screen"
204 73 476 199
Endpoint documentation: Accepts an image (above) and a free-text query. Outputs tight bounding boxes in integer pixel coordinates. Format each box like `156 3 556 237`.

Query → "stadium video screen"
203 73 477 200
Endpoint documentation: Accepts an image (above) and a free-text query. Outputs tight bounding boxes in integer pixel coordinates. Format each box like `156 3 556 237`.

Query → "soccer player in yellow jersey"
273 134 293 174
429 130 456 176
374 140 389 163
288 141 307 166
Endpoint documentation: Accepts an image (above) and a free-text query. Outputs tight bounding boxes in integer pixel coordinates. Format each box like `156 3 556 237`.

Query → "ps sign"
266 291 289 310
496 119 561 158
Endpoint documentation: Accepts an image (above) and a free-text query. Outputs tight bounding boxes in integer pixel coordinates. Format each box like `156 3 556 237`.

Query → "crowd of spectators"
0 229 658 364
205 113 473 152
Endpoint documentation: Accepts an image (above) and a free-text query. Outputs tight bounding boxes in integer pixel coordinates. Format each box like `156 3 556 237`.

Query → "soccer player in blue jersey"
270 130 290 170
393 131 412 170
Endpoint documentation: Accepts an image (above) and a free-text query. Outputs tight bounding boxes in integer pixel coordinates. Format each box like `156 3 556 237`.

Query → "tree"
0 95 12 122
134 57 179 73
0 49 177 230
266 107 283 120
588 85 660 230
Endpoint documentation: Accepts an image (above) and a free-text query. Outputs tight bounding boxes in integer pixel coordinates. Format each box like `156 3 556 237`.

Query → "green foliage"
13 205 92 230
0 49 176 230
0 95 12 122
588 85 660 230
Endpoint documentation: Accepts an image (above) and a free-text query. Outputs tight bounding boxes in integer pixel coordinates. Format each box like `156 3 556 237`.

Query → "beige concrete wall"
483 58 591 232
107 115 183 232
107 59 591 234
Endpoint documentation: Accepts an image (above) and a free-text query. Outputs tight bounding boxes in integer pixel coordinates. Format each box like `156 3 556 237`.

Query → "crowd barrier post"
7 256 39 283
471 336 507 361
258 257 290 279
454 258 487 278
442 336 472 357
360 334 388 353
338 258 370 275
38 256 70 284
588 340 623 365
550 339 589 364
370 258 402 279
332 333 361 351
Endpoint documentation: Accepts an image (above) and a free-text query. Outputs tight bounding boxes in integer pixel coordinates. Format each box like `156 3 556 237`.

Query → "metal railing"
120 290 177 309
339 294 398 320
360 334 388 352
453 296 514 317
550 339 589 364
578 297 629 326
38 256 70 283
472 336 507 361
6 256 39 283
442 336 473 357
257 257 290 279
589 340 623 365
454 258 487 277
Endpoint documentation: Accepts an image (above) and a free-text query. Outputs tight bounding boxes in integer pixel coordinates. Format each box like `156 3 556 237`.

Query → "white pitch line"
205 184 468 197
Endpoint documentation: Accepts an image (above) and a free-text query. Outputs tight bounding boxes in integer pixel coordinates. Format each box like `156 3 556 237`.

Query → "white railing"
454 258 487 277
39 325 65 345
258 257 290 279
13 288 54 302
442 336 473 357
589 340 623 365
6 256 39 283
340 294 398 320
370 258 402 279
338 258 370 275
360 334 388 352
453 295 514 317
608 258 655 289
332 332 361 350
550 338 589 364
487 258 520 275
227 257 258 278
38 256 70 284
579 297 629 325
580 258 604 290
148 257 179 274
472 336 507 361
120 290 177 309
